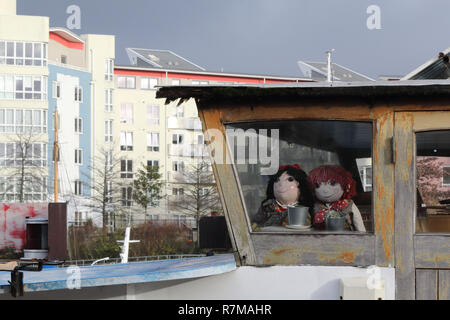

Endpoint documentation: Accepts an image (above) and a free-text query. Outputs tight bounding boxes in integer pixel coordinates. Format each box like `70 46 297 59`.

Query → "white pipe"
326 49 335 82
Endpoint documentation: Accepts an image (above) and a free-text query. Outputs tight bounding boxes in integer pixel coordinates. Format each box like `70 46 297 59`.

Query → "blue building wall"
47 64 91 197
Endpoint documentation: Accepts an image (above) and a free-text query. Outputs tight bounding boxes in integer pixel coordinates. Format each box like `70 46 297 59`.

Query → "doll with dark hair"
307 165 366 231
252 164 314 229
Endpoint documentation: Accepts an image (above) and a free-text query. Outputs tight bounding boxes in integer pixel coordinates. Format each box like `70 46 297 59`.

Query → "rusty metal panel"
48 202 67 261
252 233 375 266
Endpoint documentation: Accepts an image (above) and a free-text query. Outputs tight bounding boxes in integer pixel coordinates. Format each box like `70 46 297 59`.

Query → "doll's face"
273 172 300 205
314 180 344 203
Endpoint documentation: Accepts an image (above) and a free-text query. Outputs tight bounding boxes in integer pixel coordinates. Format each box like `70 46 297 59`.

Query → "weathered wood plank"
416 269 438 300
394 112 416 300
199 106 257 266
252 233 375 266
414 235 450 269
372 110 395 267
439 270 450 300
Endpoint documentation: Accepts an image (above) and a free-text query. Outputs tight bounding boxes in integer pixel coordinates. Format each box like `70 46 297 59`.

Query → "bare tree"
84 145 128 229
0 132 48 202
169 157 223 243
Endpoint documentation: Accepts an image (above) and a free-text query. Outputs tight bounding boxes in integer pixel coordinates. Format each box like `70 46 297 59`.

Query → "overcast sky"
17 0 450 79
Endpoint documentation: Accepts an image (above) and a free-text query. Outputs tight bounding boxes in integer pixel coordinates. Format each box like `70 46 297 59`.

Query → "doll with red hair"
307 165 366 231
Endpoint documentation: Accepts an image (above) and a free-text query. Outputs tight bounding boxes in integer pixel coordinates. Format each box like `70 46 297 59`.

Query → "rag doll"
308 165 366 232
252 164 314 230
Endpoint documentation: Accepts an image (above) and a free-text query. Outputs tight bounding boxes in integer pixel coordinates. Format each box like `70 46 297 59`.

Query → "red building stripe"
114 68 305 83
49 32 84 50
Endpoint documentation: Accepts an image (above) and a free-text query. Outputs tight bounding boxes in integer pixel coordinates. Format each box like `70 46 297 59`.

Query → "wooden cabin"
157 80 450 300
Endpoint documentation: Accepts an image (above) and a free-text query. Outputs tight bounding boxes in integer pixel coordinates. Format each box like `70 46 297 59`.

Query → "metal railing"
60 254 205 267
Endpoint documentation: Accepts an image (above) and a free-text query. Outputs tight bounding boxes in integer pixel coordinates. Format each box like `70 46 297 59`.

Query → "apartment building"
0 0 49 203
48 27 115 228
115 48 310 226
1 0 311 229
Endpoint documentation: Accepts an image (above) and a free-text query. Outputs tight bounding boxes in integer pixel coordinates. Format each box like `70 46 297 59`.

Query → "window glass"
226 120 373 233
416 130 450 233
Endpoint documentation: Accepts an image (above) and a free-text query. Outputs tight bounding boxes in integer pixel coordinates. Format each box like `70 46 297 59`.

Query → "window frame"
105 119 113 142
120 159 133 179
147 132 160 152
105 58 114 81
120 131 133 151
0 75 47 100
74 179 83 196
0 40 47 67
74 148 83 165
443 166 450 187
195 100 386 267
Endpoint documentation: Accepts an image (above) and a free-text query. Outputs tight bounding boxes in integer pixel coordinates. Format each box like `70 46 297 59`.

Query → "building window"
0 142 47 167
146 105 159 125
120 159 133 178
106 181 112 203
0 109 47 133
74 180 83 195
74 211 83 226
0 40 47 67
172 133 184 145
227 120 373 233
197 134 206 145
74 117 83 133
105 120 113 142
120 131 133 151
444 166 450 186
0 75 47 100
105 59 114 81
61 55 67 64
192 80 209 85
53 81 61 99
171 79 180 86
75 149 83 165
147 132 159 152
173 187 184 196
141 77 158 90
0 176 47 202
173 160 184 172
117 76 135 89
74 86 83 102
173 105 184 118
120 103 133 124
121 186 133 207
147 160 159 168
105 89 113 112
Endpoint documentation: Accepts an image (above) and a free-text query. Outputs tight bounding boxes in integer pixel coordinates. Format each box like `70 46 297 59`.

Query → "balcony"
167 117 203 130
168 144 208 157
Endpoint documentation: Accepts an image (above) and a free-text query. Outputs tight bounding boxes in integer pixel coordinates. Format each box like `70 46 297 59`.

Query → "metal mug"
287 206 309 226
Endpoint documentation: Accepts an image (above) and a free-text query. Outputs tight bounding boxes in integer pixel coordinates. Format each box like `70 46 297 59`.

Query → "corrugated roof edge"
401 48 450 80
156 79 450 105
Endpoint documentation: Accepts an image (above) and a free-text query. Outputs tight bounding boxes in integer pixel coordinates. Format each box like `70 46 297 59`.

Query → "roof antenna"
326 49 335 82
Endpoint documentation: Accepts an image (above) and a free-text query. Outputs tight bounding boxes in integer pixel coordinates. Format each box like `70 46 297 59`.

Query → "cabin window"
226 120 373 233
416 130 450 233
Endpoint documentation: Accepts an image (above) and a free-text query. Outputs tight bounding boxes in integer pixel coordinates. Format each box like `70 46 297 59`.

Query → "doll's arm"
351 203 366 232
